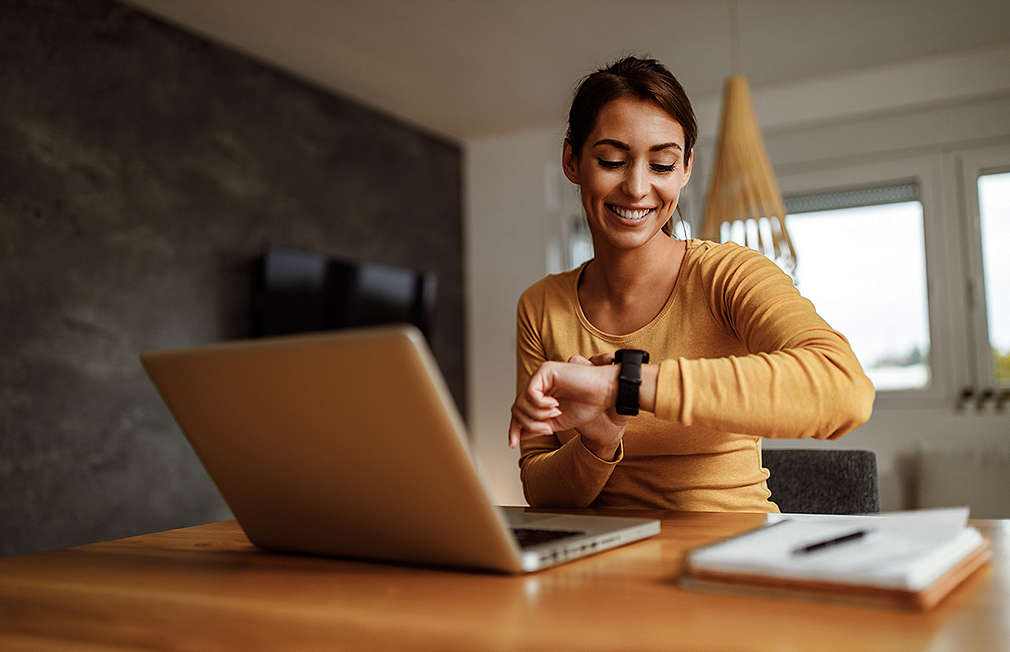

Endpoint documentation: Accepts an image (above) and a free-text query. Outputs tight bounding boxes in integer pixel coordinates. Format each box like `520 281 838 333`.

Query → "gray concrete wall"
0 0 464 556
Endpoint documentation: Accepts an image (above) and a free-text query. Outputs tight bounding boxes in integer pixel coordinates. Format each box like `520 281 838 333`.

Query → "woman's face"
563 97 692 253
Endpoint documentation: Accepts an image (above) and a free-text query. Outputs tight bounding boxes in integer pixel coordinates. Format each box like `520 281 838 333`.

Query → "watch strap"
614 349 649 416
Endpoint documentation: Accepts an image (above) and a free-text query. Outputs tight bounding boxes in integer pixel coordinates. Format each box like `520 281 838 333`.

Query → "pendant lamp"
700 4 797 275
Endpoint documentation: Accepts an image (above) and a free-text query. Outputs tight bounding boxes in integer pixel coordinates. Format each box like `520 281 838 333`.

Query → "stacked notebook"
682 507 990 609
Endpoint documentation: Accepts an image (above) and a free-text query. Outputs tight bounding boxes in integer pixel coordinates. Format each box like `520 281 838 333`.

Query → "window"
771 156 951 407
718 182 932 392
568 214 593 270
781 185 930 391
959 144 1010 399
977 172 1009 384
765 149 1010 409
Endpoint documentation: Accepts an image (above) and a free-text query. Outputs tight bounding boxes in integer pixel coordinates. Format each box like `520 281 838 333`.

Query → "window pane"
978 172 1010 383
784 201 931 391
568 215 594 270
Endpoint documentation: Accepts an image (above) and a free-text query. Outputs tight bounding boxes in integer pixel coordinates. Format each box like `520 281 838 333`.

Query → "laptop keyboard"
511 527 584 548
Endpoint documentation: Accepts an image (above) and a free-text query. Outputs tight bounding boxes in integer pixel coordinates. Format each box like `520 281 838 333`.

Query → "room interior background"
3 0 1009 557
0 0 463 557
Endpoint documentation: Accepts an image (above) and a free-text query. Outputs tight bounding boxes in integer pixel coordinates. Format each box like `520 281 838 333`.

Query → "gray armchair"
762 449 879 514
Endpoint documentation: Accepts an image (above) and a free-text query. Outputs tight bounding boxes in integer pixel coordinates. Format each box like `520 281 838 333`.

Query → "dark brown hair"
566 56 697 236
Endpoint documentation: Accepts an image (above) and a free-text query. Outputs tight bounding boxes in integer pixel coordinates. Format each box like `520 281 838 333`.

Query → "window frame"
954 143 1010 391
775 154 955 409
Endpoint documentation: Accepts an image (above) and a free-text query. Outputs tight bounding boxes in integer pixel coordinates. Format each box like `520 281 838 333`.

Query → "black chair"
253 247 437 340
762 449 879 514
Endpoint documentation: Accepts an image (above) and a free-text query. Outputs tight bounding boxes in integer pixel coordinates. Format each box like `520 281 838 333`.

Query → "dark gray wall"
1 1 465 556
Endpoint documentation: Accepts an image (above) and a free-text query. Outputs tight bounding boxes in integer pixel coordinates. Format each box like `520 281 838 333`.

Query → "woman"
507 57 874 512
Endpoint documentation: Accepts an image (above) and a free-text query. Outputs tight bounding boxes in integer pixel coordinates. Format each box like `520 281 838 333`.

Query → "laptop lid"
141 325 526 573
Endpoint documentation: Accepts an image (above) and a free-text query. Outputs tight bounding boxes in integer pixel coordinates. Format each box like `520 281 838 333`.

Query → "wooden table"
1 511 1007 650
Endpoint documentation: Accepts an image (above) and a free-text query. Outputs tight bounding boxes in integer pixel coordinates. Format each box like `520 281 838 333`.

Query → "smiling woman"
507 56 875 512
564 57 697 241
565 99 691 258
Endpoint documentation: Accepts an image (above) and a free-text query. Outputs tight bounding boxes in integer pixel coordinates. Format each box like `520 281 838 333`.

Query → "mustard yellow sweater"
516 239 875 512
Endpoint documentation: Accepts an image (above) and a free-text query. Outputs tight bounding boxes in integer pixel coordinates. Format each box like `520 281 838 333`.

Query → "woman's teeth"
608 205 653 220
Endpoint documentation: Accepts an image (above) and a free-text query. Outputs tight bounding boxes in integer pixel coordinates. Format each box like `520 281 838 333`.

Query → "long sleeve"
653 244 875 438
515 284 622 508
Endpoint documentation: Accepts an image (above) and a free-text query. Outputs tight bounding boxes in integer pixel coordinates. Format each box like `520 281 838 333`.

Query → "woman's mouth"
606 204 655 222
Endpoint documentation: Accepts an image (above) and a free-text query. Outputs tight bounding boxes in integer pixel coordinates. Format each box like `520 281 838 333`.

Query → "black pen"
792 529 871 555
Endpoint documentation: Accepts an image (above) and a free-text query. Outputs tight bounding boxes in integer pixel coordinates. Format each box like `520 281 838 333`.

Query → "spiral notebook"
682 508 990 610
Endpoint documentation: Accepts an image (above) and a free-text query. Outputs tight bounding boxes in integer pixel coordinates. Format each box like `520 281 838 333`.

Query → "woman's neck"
585 233 684 307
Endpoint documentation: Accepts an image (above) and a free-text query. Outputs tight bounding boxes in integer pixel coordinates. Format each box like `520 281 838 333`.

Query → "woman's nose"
621 162 649 199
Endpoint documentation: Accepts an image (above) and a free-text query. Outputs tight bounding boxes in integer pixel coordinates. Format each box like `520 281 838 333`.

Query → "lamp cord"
729 0 742 76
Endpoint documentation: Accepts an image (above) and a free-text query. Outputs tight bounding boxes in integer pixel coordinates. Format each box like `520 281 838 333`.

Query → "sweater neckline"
572 238 698 342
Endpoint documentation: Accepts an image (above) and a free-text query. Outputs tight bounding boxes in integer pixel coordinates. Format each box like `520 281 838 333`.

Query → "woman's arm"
655 243 875 438
511 287 624 508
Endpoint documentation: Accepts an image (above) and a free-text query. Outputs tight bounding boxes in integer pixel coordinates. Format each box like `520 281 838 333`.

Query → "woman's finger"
589 352 614 366
508 414 521 448
512 403 561 432
513 398 562 423
568 354 591 365
511 409 554 439
525 376 560 409
508 414 551 447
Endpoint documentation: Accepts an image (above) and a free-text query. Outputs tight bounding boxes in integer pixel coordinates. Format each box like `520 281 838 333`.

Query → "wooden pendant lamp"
700 4 797 275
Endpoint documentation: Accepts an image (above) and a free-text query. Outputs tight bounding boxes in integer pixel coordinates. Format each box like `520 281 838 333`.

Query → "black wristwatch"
613 349 650 416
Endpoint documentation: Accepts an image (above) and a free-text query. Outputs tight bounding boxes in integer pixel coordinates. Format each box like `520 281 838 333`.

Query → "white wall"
464 126 565 506
464 47 1010 513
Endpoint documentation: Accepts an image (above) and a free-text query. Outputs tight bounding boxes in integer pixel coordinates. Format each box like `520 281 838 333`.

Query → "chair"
253 247 437 340
762 449 879 514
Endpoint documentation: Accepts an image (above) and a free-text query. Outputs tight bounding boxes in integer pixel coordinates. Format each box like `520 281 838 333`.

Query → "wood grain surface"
1 510 1006 651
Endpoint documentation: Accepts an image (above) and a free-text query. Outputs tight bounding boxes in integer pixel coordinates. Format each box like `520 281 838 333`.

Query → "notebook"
140 325 659 574
682 507 990 609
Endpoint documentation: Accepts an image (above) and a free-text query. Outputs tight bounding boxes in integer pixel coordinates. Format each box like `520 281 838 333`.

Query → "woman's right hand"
507 353 630 461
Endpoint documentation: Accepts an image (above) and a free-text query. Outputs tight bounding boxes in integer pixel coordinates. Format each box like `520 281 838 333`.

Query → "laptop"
140 325 659 573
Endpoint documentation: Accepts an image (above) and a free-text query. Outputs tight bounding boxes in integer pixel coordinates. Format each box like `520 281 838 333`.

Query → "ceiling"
126 0 1010 141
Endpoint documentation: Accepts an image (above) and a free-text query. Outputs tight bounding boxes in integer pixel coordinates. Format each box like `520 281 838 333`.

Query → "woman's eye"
651 163 676 173
597 158 625 169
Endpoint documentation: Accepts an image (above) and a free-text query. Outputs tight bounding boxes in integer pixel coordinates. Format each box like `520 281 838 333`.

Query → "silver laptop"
140 325 659 573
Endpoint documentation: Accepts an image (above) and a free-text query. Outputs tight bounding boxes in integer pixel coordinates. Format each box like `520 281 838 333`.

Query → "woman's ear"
681 148 694 188
562 140 580 185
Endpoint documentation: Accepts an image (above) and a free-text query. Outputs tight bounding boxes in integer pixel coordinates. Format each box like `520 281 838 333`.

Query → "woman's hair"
566 56 697 237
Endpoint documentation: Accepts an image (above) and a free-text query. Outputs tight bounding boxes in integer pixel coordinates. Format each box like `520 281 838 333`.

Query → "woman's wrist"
577 362 658 461
639 363 657 412
607 363 658 413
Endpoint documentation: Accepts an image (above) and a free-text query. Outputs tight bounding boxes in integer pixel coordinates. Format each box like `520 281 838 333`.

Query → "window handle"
957 386 974 411
996 389 1010 412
